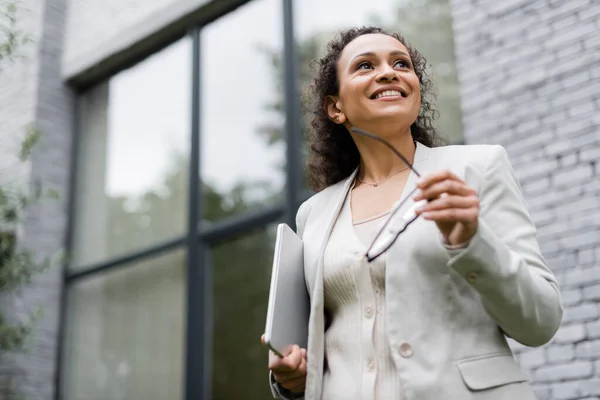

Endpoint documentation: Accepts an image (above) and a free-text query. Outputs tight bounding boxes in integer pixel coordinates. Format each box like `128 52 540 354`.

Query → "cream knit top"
321 188 403 400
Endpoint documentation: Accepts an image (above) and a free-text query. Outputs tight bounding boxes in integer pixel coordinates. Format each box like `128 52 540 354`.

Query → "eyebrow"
351 50 410 62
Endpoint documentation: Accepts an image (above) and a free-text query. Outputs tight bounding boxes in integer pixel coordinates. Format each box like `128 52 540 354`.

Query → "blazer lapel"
304 169 358 399
389 141 434 217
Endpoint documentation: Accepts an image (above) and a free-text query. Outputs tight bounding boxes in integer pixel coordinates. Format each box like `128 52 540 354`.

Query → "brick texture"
0 0 73 398
0 0 44 187
451 0 600 398
0 0 45 396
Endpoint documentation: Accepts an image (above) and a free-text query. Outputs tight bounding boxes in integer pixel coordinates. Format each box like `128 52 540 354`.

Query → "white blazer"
271 142 563 400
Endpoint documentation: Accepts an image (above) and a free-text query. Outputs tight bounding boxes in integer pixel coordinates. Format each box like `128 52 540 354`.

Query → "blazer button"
466 272 478 283
399 342 413 358
367 359 376 371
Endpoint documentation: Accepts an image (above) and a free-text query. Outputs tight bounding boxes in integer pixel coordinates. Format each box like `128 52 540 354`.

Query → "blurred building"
0 0 598 399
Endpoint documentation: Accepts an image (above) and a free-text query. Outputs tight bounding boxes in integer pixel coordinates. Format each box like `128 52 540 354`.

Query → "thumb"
285 345 303 370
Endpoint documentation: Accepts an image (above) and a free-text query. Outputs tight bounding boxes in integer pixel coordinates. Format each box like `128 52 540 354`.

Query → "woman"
264 26 563 400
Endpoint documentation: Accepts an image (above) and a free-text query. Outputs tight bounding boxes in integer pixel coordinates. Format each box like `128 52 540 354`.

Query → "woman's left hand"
413 170 479 247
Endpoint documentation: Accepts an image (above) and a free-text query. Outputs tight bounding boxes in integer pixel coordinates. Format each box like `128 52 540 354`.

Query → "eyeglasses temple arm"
350 126 421 178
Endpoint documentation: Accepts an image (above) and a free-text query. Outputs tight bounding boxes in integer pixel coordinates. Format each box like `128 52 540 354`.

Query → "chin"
361 118 413 137
372 110 415 125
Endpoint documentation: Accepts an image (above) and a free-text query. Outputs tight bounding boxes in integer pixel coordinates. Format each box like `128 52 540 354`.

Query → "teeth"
375 90 403 99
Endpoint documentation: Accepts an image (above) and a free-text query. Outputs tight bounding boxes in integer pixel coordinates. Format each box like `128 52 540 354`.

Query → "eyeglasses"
350 127 428 263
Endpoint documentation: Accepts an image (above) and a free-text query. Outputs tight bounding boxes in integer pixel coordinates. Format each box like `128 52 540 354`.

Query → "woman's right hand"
261 335 308 393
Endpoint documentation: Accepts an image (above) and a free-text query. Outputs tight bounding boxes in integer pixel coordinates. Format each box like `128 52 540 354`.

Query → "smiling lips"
372 89 408 100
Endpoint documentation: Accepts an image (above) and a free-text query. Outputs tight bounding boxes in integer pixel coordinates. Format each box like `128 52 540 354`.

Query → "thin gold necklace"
357 165 410 187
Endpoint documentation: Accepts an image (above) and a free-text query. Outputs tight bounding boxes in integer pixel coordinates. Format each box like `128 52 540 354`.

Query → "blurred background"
0 0 598 399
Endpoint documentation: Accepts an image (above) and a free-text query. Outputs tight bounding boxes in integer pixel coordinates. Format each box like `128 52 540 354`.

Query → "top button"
466 272 478 283
399 342 413 358
365 306 373 318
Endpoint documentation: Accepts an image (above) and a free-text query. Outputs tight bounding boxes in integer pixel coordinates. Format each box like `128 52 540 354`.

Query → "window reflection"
71 38 191 268
61 249 186 400
294 0 464 144
201 0 285 222
211 225 278 399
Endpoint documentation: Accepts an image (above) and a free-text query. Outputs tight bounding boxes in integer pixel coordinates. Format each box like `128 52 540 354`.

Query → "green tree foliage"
0 117 59 400
0 2 61 397
0 0 30 70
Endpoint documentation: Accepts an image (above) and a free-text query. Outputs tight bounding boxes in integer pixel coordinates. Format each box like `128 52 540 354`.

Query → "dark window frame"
58 1 305 399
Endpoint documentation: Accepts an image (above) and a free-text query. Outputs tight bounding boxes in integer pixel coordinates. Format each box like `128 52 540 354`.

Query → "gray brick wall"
0 0 44 186
0 0 45 394
0 0 73 398
450 0 600 399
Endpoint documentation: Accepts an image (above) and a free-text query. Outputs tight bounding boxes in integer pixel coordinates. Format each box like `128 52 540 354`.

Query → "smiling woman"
264 26 563 400
308 28 443 192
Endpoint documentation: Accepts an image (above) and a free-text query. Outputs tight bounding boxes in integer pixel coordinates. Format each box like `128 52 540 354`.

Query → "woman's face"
330 33 421 132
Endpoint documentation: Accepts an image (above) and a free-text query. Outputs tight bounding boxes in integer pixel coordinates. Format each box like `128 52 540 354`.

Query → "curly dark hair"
307 26 445 192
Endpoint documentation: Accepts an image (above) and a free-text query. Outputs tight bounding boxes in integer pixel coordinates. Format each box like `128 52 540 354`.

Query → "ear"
325 95 346 124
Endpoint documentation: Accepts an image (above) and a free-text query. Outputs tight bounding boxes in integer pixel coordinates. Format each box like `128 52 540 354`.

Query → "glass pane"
211 225 277 399
60 249 187 400
294 0 464 144
201 0 285 223
71 37 191 268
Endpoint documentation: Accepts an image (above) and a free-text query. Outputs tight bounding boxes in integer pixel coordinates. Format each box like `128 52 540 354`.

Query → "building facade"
0 0 598 399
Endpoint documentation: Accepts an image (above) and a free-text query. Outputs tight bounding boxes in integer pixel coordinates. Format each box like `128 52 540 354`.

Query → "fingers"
416 194 479 218
276 355 307 384
416 169 461 189
414 177 476 201
269 345 304 372
261 334 265 345
420 207 479 223
271 346 308 393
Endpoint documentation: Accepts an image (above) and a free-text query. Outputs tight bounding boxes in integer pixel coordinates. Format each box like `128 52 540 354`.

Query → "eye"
356 61 373 70
393 59 410 69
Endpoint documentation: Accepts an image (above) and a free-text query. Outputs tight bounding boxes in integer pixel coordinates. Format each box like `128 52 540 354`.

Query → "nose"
375 65 398 82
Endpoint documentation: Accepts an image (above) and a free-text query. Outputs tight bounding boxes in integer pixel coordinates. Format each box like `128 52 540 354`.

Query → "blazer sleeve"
269 371 305 399
295 200 312 238
446 145 563 347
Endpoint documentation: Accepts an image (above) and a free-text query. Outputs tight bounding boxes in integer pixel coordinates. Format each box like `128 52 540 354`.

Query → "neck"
352 126 416 183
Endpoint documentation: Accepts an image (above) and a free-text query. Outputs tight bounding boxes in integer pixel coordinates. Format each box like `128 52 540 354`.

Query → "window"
201 0 285 223
210 226 277 399
60 249 186 400
70 38 192 268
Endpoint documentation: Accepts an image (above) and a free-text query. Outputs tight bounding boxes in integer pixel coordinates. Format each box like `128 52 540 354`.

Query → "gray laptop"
264 223 310 357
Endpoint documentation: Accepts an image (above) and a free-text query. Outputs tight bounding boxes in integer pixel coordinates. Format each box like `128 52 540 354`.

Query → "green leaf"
19 124 41 162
